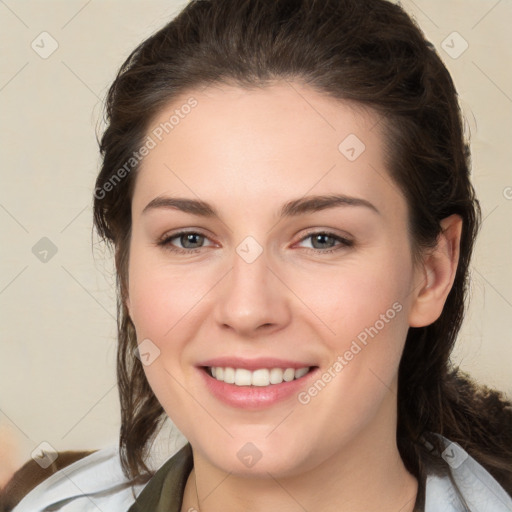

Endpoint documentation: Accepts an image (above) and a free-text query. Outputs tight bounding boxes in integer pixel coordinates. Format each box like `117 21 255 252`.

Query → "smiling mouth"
202 366 317 387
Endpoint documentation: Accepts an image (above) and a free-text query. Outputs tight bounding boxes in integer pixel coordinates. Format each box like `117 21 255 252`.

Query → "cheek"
288 254 413 438
126 248 215 424
304 262 410 378
286 249 413 344
127 245 213 345
288 248 413 411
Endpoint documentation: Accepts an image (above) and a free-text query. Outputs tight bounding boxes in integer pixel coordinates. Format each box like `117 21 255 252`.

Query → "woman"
5 0 512 511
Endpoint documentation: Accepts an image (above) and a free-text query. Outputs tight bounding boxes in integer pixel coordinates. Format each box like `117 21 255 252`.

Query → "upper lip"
198 357 317 371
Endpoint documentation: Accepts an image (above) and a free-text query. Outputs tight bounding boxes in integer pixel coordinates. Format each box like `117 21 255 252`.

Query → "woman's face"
126 81 426 476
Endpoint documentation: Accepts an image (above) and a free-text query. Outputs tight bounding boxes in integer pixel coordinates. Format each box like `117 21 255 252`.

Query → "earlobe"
408 214 463 328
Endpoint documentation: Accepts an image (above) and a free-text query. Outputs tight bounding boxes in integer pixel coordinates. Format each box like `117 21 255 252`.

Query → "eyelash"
157 230 354 255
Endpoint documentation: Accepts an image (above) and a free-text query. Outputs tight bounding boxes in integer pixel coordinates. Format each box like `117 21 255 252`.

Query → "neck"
181 390 418 512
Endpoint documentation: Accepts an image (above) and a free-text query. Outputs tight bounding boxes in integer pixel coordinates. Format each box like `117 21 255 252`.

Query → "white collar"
12 435 512 511
425 436 512 511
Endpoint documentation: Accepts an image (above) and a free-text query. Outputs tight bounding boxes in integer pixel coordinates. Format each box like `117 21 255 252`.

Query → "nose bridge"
232 237 269 292
213 236 289 334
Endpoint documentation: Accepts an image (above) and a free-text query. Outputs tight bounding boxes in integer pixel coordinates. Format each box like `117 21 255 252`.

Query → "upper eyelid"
159 227 212 240
293 232 353 249
160 230 216 246
296 228 352 241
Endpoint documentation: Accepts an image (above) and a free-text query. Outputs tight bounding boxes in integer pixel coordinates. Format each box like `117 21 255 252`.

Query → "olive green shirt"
127 442 426 511
127 443 194 512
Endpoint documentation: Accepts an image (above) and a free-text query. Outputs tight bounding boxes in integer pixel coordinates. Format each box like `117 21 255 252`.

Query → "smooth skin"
125 80 462 512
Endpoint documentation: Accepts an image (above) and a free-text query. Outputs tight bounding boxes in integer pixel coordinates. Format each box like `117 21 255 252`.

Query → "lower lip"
198 367 319 409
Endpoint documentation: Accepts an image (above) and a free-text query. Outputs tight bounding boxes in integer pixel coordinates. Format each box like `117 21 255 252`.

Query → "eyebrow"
142 194 380 218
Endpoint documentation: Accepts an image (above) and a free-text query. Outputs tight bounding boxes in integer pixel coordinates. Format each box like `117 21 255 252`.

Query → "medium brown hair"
93 0 512 495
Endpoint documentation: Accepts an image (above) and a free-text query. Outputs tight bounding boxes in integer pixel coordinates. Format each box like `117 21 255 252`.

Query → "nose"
213 245 291 338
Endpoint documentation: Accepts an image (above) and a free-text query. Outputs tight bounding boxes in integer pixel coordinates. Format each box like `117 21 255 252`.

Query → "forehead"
132 80 405 221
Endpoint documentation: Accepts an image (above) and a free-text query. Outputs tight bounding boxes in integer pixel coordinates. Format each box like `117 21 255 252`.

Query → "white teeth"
223 367 235 384
208 366 311 386
251 369 269 387
235 368 252 386
269 368 284 384
294 367 309 379
283 368 295 382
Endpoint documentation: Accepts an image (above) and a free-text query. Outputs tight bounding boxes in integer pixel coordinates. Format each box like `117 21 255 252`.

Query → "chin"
194 435 317 478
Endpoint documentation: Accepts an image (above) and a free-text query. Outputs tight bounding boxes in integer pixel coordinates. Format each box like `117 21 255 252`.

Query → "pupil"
182 233 203 248
313 234 333 249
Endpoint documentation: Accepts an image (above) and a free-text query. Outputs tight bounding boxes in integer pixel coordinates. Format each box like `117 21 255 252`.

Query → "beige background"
1 0 511 470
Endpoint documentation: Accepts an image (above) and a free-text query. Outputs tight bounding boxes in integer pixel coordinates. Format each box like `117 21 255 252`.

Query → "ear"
408 214 463 328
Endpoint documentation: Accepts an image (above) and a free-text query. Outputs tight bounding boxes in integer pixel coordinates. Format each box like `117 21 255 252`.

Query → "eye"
157 231 215 253
296 231 353 254
157 229 353 255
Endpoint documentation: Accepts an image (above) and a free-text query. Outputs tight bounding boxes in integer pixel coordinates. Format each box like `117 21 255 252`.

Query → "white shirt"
11 436 512 512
